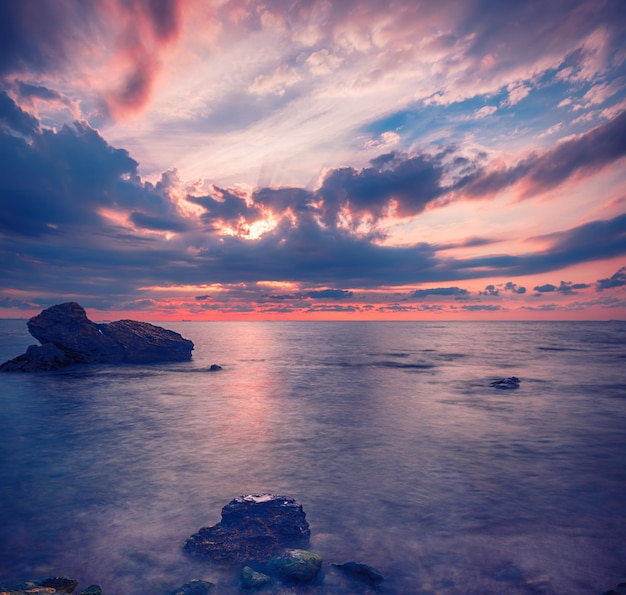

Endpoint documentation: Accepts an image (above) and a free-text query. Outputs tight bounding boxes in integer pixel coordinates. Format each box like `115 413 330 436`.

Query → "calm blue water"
1 320 625 594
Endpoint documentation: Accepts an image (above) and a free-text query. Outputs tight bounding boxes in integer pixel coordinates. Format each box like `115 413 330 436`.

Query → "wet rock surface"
0 302 194 371
184 494 311 563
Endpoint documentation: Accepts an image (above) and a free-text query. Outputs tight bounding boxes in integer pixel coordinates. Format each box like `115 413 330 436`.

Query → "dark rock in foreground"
184 494 311 563
0 302 194 372
490 376 521 389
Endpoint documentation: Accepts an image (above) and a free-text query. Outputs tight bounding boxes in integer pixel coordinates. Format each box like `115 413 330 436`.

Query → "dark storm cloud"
461 304 502 311
306 289 353 300
184 214 441 288
316 152 448 225
188 186 262 226
480 284 499 296
596 266 626 291
504 282 526 294
410 287 469 298
0 94 187 237
534 284 557 293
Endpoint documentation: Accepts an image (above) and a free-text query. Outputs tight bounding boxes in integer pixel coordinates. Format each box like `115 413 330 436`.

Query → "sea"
0 320 625 595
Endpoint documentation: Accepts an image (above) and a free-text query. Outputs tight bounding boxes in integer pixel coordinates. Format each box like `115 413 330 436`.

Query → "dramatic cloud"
1 1 625 319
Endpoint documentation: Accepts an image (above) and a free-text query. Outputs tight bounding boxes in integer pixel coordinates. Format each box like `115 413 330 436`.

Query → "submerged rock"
268 549 322 583
79 587 103 595
241 566 272 589
490 376 521 389
169 578 215 594
333 561 384 586
183 494 311 563
0 302 194 371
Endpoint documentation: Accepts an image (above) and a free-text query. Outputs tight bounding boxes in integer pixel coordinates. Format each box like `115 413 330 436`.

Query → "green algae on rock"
268 549 322 583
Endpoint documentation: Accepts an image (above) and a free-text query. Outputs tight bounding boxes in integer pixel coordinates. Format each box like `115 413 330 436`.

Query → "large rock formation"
0 302 194 371
183 494 311 564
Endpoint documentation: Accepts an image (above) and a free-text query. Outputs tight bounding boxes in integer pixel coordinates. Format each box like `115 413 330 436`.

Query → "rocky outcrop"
0 302 194 371
183 494 311 563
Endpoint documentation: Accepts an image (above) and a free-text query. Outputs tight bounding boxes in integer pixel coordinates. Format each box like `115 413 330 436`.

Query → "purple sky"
1 0 625 320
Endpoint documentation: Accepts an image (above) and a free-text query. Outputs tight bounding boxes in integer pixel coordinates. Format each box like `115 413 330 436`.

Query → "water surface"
1 321 625 593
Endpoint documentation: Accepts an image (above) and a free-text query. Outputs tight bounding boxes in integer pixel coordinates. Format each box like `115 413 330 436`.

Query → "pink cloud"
102 0 184 118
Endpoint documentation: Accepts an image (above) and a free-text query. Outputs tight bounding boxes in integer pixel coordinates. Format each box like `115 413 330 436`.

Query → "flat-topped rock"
184 494 311 563
0 302 194 371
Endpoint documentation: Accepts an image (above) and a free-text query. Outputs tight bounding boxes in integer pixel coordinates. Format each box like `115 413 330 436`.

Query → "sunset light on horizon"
2 0 626 320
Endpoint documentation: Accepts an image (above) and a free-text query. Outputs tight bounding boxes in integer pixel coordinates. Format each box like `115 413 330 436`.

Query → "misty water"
1 320 625 594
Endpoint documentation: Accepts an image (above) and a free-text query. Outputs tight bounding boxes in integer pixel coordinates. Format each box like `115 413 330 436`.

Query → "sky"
1 0 626 321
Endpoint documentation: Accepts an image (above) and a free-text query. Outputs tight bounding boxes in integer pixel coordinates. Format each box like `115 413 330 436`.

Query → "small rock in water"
169 578 215 594
268 549 322 583
241 566 272 589
333 561 384 586
493 563 525 582
79 586 103 595
208 364 222 371
490 376 521 389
